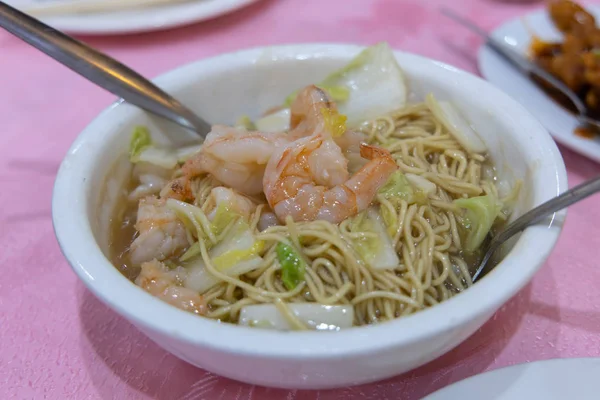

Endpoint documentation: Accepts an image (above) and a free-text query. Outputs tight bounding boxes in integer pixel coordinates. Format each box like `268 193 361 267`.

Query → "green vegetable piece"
454 195 503 252
235 115 256 130
210 203 239 237
276 242 306 290
248 319 274 329
318 42 407 127
380 205 397 237
129 126 152 161
212 241 265 271
180 242 201 262
412 190 429 205
378 171 414 203
319 49 372 86
284 85 350 107
350 213 381 265
349 208 400 270
282 43 407 128
322 85 351 102
163 260 178 269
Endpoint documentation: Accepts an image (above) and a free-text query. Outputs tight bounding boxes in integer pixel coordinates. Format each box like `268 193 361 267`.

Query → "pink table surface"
2 0 600 398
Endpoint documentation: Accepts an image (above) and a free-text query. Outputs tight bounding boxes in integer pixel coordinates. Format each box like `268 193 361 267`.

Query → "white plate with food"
478 1 600 163
52 43 566 389
4 0 261 35
424 358 600 399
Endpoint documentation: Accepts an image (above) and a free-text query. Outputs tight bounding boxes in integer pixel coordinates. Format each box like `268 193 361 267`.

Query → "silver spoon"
0 1 212 138
473 175 600 282
440 7 600 132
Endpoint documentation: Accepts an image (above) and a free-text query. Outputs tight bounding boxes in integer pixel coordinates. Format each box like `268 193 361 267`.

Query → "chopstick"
440 7 596 127
21 0 197 16
440 7 539 75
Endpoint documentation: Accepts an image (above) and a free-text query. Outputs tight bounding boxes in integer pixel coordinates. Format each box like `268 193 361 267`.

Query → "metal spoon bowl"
473 175 600 282
0 1 212 138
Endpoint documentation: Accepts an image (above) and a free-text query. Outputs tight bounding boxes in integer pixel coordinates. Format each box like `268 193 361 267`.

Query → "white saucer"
478 5 600 163
4 0 261 35
424 358 600 400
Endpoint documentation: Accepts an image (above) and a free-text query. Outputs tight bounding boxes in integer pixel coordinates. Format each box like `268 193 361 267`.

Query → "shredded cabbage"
210 202 240 237
185 256 263 294
136 147 179 169
351 208 399 270
254 108 291 133
247 319 275 329
276 243 306 290
235 115 256 131
171 199 243 261
321 108 347 137
212 240 265 270
380 204 397 238
184 223 265 293
378 170 431 208
255 42 407 132
180 242 201 262
128 126 201 168
283 85 350 107
169 194 265 292
378 170 414 204
166 199 209 242
129 126 152 161
239 304 354 331
426 93 487 154
405 173 436 196
318 42 407 126
175 144 202 163
454 194 503 252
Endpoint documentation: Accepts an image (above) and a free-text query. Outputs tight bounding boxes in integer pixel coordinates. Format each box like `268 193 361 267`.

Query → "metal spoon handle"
0 1 211 136
473 175 600 281
440 7 588 118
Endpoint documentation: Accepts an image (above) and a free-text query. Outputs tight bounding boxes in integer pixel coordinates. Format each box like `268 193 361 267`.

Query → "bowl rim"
52 43 568 360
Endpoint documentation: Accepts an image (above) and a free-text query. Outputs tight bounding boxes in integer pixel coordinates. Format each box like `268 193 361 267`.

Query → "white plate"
424 358 600 400
5 0 260 35
478 5 600 163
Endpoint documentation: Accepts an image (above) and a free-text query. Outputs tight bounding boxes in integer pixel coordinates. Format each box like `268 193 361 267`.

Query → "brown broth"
108 176 141 281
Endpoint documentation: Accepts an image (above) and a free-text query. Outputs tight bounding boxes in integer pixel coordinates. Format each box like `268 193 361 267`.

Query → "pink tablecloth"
2 0 600 398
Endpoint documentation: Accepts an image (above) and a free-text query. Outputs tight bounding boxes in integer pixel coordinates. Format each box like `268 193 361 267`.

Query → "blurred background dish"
479 2 600 163
424 358 600 400
3 0 261 35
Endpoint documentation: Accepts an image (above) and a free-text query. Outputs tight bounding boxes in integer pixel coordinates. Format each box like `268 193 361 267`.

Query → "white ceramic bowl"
52 44 567 389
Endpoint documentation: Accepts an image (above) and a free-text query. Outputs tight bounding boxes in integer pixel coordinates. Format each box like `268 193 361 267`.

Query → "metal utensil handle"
0 1 211 135
439 7 587 116
473 175 600 281
495 175 600 245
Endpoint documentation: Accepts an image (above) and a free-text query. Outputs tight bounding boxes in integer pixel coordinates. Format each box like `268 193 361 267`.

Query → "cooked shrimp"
135 259 206 315
182 125 289 196
130 196 189 265
159 176 194 202
207 186 257 220
289 85 338 139
263 134 398 223
335 128 369 172
288 85 368 166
